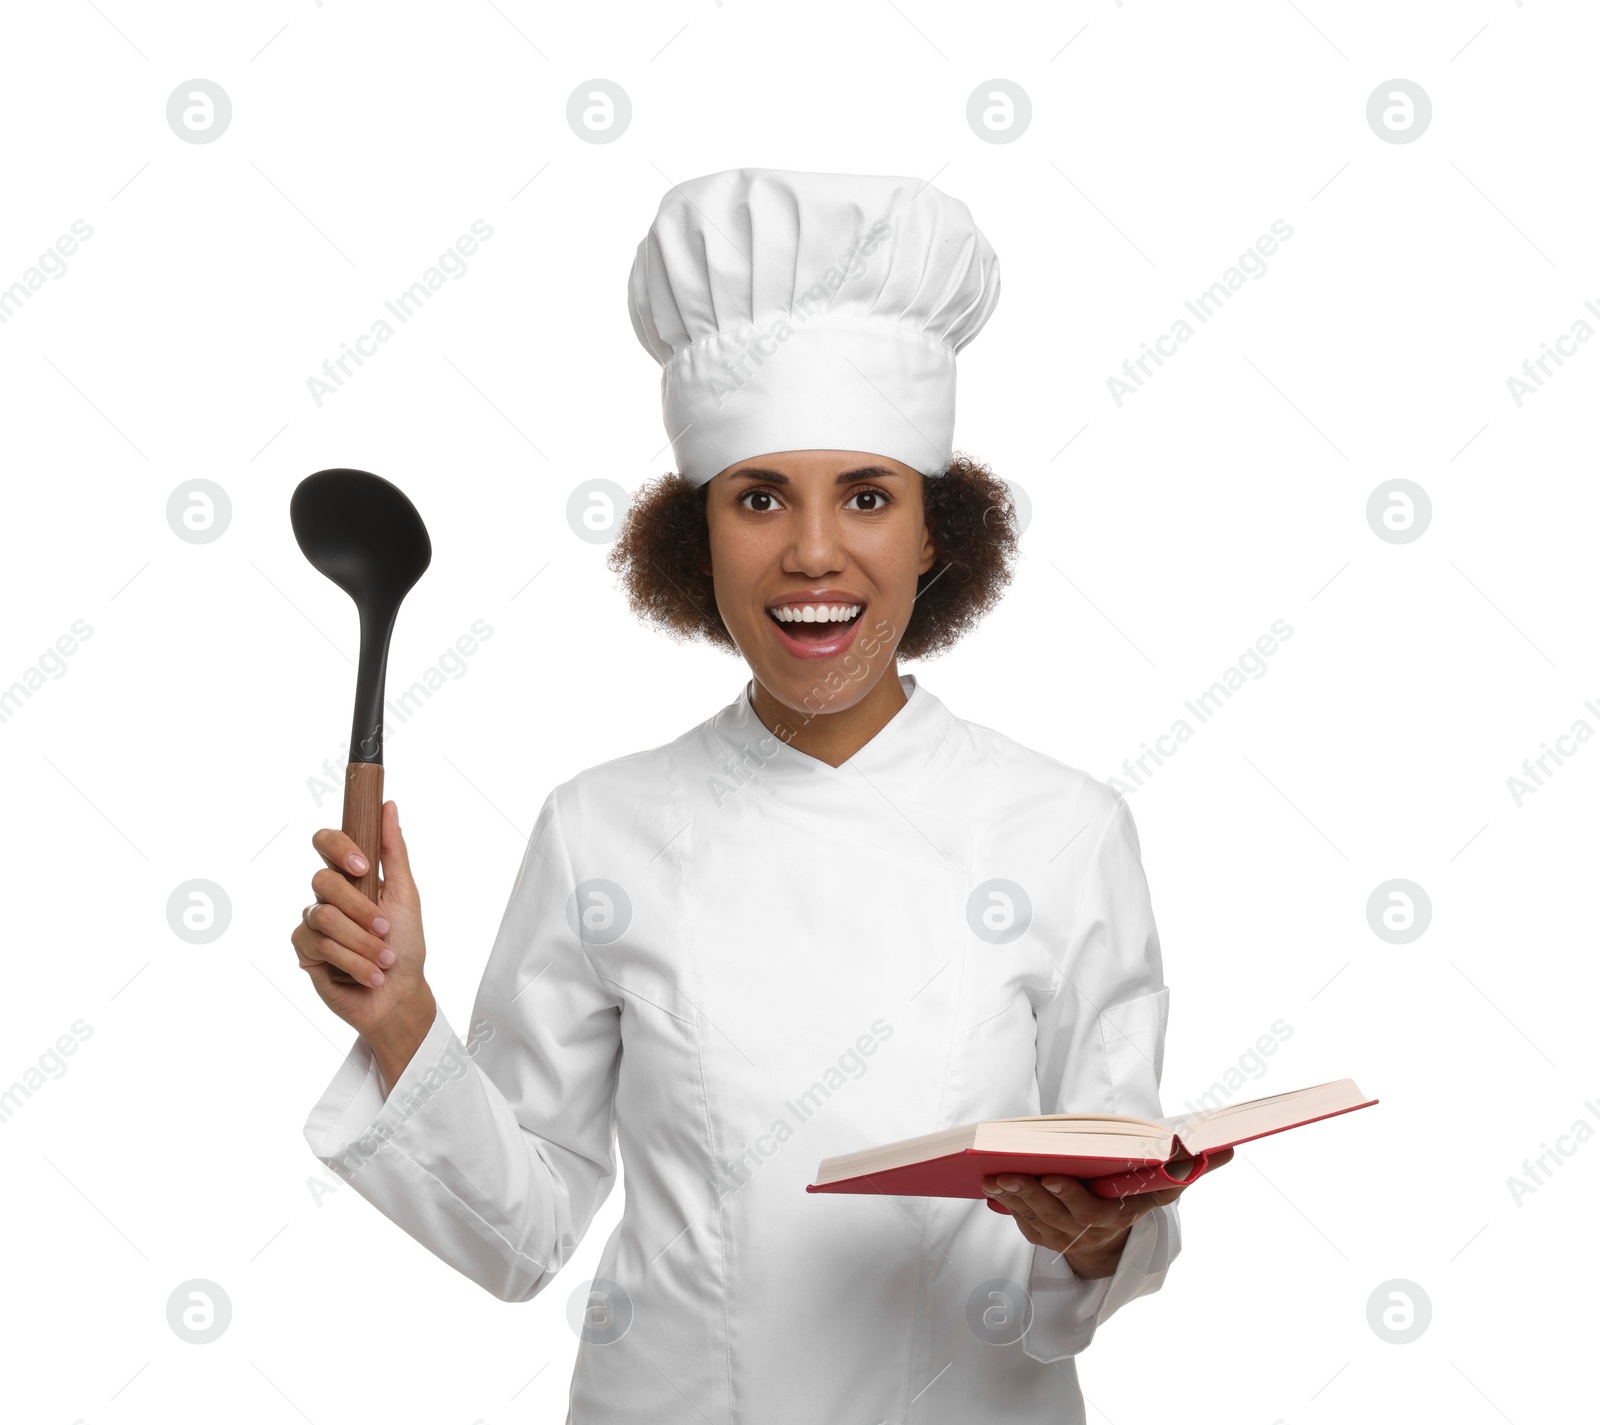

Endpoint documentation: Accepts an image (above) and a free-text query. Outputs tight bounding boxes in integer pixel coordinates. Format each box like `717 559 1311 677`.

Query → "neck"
750 664 908 768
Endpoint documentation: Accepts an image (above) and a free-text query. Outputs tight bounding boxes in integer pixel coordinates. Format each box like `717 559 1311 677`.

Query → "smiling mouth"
766 602 864 639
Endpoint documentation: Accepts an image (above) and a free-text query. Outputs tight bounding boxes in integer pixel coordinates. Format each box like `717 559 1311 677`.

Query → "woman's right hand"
292 799 436 1065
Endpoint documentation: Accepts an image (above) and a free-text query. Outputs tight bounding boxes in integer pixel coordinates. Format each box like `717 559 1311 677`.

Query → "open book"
806 1078 1377 1204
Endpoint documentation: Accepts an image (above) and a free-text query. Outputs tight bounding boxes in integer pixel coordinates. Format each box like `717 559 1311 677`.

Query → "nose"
781 500 846 577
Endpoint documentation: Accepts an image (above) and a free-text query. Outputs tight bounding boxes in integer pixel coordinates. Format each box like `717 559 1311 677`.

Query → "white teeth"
770 603 861 624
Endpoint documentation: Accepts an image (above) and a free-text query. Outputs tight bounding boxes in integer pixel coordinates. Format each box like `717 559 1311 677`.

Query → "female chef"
293 168 1228 1425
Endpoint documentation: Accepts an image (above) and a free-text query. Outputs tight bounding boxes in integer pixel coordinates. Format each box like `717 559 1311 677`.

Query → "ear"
917 473 937 575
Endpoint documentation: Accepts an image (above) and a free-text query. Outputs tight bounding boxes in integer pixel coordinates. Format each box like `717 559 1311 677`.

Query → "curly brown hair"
605 453 1019 661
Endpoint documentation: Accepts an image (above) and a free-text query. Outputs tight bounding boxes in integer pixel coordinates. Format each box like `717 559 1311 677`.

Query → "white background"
1 1 1593 1421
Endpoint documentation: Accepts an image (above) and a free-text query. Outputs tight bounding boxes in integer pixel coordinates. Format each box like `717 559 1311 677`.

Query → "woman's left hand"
981 1146 1234 1279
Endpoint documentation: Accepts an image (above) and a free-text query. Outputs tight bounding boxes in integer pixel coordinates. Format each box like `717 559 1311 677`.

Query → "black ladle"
290 469 431 918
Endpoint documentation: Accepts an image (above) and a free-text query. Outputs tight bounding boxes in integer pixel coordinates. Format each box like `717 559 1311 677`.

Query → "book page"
1161 1078 1371 1153
986 1112 1163 1130
976 1124 1174 1160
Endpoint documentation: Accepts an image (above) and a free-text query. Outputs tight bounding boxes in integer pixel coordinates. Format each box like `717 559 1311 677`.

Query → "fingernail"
982 1185 1000 1195
1044 1180 1064 1193
372 915 390 935
348 853 368 873
377 948 395 967
999 1177 1021 1191
368 969 384 987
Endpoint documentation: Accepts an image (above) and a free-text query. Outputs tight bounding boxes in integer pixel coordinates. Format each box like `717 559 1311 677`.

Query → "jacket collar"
712 671 954 791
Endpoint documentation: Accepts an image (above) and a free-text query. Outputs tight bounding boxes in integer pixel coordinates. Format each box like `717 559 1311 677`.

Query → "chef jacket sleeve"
1021 789 1182 1364
303 787 623 1303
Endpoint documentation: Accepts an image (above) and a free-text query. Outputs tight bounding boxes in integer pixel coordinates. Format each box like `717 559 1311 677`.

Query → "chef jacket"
304 673 1181 1423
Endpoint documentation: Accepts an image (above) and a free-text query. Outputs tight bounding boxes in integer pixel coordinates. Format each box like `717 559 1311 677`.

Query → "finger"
1038 1174 1111 1216
995 1177 1104 1258
987 1176 1076 1246
292 922 386 988
301 899 391 968
293 919 367 987
981 1174 1027 1211
375 801 417 902
1008 1176 1101 1238
310 865 385 937
312 825 373 879
1010 1213 1045 1247
981 1179 1043 1231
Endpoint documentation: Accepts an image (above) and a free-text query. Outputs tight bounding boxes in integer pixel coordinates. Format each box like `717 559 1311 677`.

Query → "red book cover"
807 1090 1378 1205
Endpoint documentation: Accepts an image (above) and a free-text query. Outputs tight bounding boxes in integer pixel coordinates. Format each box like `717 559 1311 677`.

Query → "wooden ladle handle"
342 761 385 906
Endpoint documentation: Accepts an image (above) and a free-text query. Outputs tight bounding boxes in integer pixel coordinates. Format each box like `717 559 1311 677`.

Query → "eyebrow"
727 465 901 486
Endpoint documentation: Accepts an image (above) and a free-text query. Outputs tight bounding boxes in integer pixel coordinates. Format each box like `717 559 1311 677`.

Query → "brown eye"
740 489 779 512
850 486 891 511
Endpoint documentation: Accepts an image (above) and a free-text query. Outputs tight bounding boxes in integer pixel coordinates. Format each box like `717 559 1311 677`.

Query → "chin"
756 658 887 720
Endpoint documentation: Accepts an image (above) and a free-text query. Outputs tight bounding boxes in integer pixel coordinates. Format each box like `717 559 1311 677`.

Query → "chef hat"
627 168 1001 486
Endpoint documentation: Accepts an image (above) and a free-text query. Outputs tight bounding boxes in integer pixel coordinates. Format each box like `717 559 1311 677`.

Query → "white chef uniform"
304 673 1180 1424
